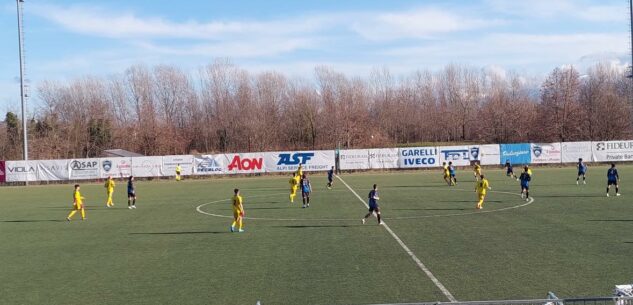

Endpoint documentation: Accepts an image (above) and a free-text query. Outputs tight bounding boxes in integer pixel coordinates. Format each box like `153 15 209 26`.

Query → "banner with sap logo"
531 143 562 164
194 155 225 175
478 144 500 165
131 157 163 177
500 144 531 165
37 160 69 181
368 148 399 169
69 158 101 180
224 153 266 174
439 146 471 166
99 157 132 179
0 161 5 183
561 142 593 163
592 140 633 162
162 155 194 176
340 149 370 170
5 160 37 182
398 147 439 168
265 150 334 173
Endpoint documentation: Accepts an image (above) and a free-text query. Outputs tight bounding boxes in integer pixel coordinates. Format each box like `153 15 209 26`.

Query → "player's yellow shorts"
443 173 450 179
233 209 242 219
73 204 83 210
107 190 113 195
475 170 482 176
478 193 486 201
290 186 297 194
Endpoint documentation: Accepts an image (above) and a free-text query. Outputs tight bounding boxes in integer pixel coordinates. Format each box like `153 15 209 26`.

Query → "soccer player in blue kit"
606 163 621 197
362 184 382 225
576 158 587 185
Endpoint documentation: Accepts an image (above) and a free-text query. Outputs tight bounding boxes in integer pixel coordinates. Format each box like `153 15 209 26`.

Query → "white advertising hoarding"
592 140 633 162
131 157 163 177
264 150 334 173
531 143 562 164
37 160 69 181
224 153 266 174
368 148 399 169
478 144 500 165
5 160 37 182
162 155 194 176
194 155 225 175
69 158 101 180
398 147 439 168
561 142 593 163
339 149 370 170
99 157 132 179
439 145 471 167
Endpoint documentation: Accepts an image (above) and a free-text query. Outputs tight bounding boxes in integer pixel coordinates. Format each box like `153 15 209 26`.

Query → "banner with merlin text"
264 150 335 173
592 140 633 162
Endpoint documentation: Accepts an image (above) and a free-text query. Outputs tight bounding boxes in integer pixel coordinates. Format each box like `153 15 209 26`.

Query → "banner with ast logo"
500 143 531 165
37 160 69 181
0 161 6 183
439 146 472 167
368 148 399 169
5 160 37 182
99 157 132 179
162 155 193 176
592 140 633 162
224 153 266 174
398 147 439 168
264 150 334 173
131 157 163 177
339 149 370 170
194 155 225 175
531 143 561 164
561 141 593 163
69 158 101 180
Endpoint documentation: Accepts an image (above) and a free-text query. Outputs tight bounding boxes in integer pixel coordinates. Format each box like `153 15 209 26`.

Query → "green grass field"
1 166 632 305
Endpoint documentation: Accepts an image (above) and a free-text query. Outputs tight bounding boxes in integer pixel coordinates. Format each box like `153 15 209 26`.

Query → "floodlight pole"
16 0 29 185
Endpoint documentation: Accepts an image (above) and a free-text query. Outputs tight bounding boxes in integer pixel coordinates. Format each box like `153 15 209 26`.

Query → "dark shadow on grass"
386 185 449 189
2 219 65 223
274 225 352 229
588 220 633 222
624 242 633 244
539 195 607 198
393 208 467 211
129 231 230 235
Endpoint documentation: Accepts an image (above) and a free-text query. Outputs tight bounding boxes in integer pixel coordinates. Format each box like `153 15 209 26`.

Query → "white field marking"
336 175 458 303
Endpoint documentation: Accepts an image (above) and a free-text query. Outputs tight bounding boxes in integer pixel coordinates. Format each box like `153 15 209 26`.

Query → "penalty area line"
336 175 458 303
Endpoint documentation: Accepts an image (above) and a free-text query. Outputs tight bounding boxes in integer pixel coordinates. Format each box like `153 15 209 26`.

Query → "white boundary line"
336 175 459 302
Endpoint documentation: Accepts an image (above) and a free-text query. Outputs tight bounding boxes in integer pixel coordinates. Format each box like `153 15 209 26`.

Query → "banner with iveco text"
69 158 101 180
162 155 194 176
531 143 562 164
592 140 633 162
499 144 531 165
5 160 37 182
0 161 5 183
131 157 163 177
368 148 399 169
265 150 334 173
37 160 69 181
398 147 439 168
561 142 593 163
194 155 225 175
339 149 370 170
224 153 266 174
99 157 132 179
439 146 472 166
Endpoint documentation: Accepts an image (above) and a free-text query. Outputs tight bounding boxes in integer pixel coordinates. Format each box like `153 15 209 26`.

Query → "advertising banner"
561 141 593 163
265 150 334 173
37 160 69 181
5 160 37 182
224 153 266 174
194 155 225 175
592 140 633 162
531 143 562 164
478 144 501 165
339 149 370 170
500 143 532 165
0 161 5 183
398 147 439 168
439 146 471 166
99 157 132 179
162 155 194 176
368 148 399 169
68 158 101 180
131 157 163 177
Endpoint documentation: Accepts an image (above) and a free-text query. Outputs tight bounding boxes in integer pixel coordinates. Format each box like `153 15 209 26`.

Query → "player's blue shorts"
302 187 311 194
521 182 529 190
368 203 379 212
608 179 618 186
328 176 333 182
507 168 513 174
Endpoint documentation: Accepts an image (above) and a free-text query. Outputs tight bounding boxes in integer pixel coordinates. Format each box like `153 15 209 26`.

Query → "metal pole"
16 0 29 185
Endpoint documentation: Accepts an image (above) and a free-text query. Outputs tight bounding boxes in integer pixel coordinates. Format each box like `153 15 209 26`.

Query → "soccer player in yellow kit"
289 173 299 203
442 162 451 185
296 164 303 178
67 184 86 221
473 162 482 181
104 176 115 207
175 164 182 181
475 175 491 210
230 188 245 233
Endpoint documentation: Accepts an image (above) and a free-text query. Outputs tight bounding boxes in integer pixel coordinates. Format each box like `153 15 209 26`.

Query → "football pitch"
1 166 632 305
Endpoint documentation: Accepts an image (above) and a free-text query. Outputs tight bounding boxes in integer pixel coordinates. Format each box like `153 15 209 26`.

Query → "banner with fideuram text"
592 140 633 162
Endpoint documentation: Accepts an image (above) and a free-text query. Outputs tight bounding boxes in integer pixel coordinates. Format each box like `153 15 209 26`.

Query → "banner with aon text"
592 140 633 162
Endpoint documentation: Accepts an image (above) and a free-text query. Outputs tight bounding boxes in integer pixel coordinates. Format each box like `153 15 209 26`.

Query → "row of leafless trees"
1 60 632 160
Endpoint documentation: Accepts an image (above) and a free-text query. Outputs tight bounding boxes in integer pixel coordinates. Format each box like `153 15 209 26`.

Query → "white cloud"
485 0 627 22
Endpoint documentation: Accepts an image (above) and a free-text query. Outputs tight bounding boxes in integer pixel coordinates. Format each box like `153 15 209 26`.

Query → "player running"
442 162 451 185
449 162 457 186
296 164 303 178
519 166 531 201
475 175 491 209
175 164 182 181
127 176 137 209
67 184 86 221
505 160 518 180
576 158 587 185
473 161 482 181
327 166 335 189
289 173 299 203
606 163 621 197
230 188 245 233
362 184 382 225
104 176 115 208
300 174 312 208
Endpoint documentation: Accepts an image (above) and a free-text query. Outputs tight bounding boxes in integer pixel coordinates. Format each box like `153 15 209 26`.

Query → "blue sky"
0 0 629 112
